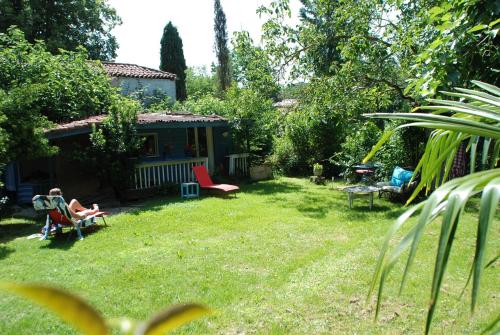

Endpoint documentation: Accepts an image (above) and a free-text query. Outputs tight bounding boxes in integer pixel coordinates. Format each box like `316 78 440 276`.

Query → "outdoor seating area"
0 178 495 334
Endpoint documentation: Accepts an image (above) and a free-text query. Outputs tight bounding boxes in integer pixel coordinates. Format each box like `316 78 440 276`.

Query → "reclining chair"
376 166 417 202
32 195 107 240
192 165 239 196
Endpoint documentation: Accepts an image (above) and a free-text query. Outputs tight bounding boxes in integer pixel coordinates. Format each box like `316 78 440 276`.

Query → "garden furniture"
192 165 239 196
352 163 377 184
376 166 415 201
343 185 380 209
32 195 107 240
181 182 200 199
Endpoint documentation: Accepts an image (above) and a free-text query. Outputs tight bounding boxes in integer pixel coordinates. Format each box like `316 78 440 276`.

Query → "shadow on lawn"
0 244 14 260
243 180 303 195
40 225 106 250
0 221 40 244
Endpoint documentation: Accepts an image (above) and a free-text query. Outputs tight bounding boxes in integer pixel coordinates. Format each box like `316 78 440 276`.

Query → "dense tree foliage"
173 85 275 157
0 28 115 162
256 0 498 174
185 67 218 99
213 0 232 91
0 28 140 194
232 31 280 101
160 22 187 101
86 98 142 196
0 0 121 60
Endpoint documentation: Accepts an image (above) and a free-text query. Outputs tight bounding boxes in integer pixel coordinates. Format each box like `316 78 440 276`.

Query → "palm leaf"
135 304 211 335
0 282 108 335
471 80 500 96
471 177 500 312
365 81 500 334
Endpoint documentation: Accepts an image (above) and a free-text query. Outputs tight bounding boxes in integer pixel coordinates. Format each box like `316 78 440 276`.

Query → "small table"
343 185 380 209
181 182 199 199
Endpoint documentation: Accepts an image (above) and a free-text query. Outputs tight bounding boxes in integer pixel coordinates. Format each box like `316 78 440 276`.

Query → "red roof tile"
102 62 176 80
47 113 227 137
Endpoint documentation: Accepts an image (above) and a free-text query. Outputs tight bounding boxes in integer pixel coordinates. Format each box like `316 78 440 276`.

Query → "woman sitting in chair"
49 188 100 220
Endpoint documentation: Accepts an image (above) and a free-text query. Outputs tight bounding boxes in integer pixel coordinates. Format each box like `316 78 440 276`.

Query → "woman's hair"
49 188 62 196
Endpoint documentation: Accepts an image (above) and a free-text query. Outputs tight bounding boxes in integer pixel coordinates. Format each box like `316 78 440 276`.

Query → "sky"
108 0 301 71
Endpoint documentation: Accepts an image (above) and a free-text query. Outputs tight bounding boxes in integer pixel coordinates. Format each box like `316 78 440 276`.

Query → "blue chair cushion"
390 166 413 187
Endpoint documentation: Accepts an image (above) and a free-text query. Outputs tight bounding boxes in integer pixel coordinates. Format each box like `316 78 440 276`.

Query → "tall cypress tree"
213 0 231 91
160 22 187 101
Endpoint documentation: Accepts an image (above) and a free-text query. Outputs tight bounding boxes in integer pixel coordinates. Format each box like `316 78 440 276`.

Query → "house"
5 63 248 204
102 62 177 103
11 112 235 203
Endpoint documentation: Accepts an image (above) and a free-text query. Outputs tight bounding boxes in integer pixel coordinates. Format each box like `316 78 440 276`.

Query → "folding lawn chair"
32 195 107 240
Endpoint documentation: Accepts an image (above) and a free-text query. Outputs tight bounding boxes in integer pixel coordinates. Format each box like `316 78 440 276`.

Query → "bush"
331 121 413 181
270 103 343 175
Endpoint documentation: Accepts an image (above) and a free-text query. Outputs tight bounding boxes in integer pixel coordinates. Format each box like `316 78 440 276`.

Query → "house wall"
138 128 187 161
50 136 101 199
110 77 176 103
137 126 232 170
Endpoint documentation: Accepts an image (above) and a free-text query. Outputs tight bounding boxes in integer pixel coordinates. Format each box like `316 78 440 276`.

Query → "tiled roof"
47 113 227 136
102 62 176 80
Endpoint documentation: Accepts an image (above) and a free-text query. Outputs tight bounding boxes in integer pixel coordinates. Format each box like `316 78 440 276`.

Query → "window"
140 133 159 157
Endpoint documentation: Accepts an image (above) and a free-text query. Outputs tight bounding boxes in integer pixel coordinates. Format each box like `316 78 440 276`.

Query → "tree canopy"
160 22 187 101
0 0 121 60
0 28 139 193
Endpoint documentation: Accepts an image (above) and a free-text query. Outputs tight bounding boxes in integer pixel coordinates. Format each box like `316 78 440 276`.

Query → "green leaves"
137 304 212 335
365 81 500 334
0 282 108 335
0 282 211 335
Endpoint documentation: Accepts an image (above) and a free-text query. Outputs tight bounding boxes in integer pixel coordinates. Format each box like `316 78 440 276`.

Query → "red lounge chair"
192 165 239 195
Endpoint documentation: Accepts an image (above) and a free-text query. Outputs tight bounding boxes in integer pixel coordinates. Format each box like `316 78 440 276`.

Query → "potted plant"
313 163 323 176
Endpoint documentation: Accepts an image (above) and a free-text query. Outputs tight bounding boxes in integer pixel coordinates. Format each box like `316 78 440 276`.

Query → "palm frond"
365 81 500 334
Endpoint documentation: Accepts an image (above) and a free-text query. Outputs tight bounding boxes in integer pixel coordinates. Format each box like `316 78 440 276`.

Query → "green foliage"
129 88 173 111
0 28 121 165
160 22 187 101
332 122 412 181
232 31 280 100
0 0 121 60
174 86 276 156
0 282 210 335
400 0 500 96
312 163 323 175
270 103 339 175
366 82 500 334
0 28 142 198
213 0 231 91
86 98 142 197
260 0 498 99
185 67 218 100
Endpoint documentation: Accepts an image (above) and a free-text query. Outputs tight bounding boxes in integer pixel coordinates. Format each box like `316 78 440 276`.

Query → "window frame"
140 132 159 158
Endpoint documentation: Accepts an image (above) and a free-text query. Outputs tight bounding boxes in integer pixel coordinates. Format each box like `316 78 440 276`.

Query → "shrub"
331 121 412 181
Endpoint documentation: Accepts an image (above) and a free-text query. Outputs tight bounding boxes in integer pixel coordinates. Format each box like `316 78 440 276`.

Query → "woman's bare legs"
68 199 99 219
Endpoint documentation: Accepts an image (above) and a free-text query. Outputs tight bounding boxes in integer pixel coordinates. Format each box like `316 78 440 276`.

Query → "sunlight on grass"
0 178 497 334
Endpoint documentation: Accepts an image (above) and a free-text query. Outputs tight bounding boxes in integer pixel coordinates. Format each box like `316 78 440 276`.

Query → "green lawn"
0 178 498 334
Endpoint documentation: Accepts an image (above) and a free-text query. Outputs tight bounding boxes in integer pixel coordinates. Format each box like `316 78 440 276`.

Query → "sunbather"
48 188 100 220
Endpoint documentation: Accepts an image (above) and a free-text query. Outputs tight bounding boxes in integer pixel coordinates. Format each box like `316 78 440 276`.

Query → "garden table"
343 185 380 210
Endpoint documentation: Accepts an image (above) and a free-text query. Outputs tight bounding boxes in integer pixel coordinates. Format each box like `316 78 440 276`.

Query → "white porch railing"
134 157 208 190
227 153 250 176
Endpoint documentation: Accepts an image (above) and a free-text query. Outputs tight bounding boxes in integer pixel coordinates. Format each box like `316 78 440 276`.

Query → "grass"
0 177 498 334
